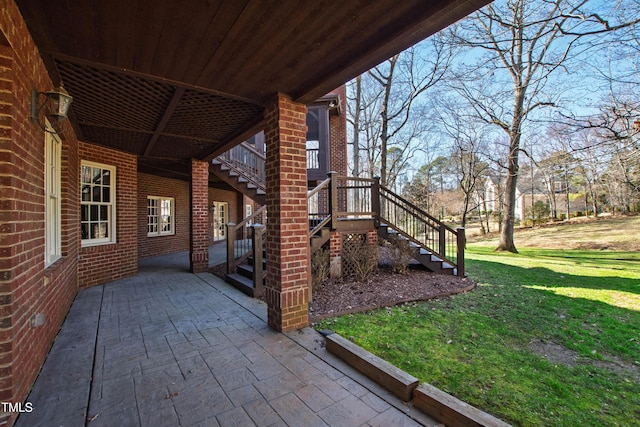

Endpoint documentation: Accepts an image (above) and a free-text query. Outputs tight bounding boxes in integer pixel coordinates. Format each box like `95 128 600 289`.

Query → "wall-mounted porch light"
31 84 73 132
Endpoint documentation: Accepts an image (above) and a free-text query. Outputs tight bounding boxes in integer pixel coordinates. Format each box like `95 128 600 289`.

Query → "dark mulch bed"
210 251 476 322
309 266 476 321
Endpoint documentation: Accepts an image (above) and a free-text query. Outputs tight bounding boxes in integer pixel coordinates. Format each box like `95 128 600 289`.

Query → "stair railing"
249 224 266 297
226 205 267 274
378 184 465 275
308 174 333 238
216 142 266 192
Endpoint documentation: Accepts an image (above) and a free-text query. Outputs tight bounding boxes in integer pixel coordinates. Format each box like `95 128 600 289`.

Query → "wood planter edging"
325 332 512 427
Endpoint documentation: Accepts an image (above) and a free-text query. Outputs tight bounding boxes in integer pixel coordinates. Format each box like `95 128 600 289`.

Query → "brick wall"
78 142 137 288
137 175 246 258
264 93 310 332
0 6 79 426
137 173 190 258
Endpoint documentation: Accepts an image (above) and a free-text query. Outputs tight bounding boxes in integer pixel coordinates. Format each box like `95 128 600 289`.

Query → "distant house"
479 167 585 223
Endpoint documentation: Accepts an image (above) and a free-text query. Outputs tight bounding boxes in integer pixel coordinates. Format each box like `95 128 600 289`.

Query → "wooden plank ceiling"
17 0 490 179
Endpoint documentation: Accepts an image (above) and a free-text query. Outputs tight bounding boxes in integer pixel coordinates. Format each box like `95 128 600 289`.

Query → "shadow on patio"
16 250 438 427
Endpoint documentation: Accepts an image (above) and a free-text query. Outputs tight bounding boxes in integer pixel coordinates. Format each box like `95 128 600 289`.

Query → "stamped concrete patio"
16 251 439 427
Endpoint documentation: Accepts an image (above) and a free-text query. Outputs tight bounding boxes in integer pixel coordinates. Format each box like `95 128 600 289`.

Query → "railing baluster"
226 222 235 274
252 224 265 297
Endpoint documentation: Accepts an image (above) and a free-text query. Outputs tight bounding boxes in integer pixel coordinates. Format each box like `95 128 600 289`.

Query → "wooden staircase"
377 184 465 277
210 142 266 205
225 249 266 296
220 168 466 297
377 223 457 275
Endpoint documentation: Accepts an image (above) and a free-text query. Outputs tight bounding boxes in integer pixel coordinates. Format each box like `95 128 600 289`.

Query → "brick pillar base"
329 232 342 258
264 93 309 332
367 229 378 246
190 159 209 273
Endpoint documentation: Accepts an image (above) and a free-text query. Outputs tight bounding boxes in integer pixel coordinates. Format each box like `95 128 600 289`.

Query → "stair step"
225 273 255 296
211 159 222 165
237 264 255 280
247 256 267 268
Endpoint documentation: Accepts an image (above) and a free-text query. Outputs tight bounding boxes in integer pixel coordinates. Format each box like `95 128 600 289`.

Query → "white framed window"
81 161 116 246
45 122 62 266
147 196 175 236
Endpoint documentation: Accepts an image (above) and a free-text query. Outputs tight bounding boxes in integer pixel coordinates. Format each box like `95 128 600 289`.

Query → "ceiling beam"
200 118 265 162
143 87 185 157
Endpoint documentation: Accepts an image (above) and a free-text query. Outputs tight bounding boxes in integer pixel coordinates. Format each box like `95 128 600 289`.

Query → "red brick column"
190 159 209 273
264 93 310 331
329 232 342 259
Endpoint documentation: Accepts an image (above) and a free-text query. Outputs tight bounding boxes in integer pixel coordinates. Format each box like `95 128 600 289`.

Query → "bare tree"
449 142 490 228
404 155 451 216
573 129 605 216
347 75 362 178
436 97 491 227
348 37 453 188
447 0 635 252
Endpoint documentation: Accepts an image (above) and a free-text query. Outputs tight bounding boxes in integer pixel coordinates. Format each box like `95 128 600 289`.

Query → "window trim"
147 196 175 237
45 121 62 266
81 161 117 247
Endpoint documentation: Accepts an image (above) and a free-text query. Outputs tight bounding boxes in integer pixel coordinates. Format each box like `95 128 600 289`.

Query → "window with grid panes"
80 162 116 246
147 196 174 236
45 123 62 265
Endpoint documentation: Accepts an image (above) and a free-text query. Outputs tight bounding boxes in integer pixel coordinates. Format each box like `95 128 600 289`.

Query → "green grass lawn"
317 217 640 426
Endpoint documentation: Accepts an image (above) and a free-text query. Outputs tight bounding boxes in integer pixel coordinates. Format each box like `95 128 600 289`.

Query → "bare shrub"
311 247 330 289
387 234 414 274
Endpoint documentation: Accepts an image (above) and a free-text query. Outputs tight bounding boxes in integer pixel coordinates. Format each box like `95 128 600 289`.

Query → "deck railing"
227 170 464 277
307 173 465 275
226 205 267 274
216 142 266 192
379 185 464 272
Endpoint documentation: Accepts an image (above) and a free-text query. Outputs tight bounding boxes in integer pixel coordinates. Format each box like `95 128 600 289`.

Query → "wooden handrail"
238 140 266 161
380 185 459 235
378 186 462 268
309 215 332 238
307 176 331 199
227 206 267 274
235 205 266 230
216 142 266 191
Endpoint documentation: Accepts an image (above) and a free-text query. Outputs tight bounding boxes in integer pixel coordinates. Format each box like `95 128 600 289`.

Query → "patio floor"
17 250 438 427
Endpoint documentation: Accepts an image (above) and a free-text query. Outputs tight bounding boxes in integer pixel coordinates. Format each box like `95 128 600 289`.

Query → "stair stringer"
377 223 457 276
